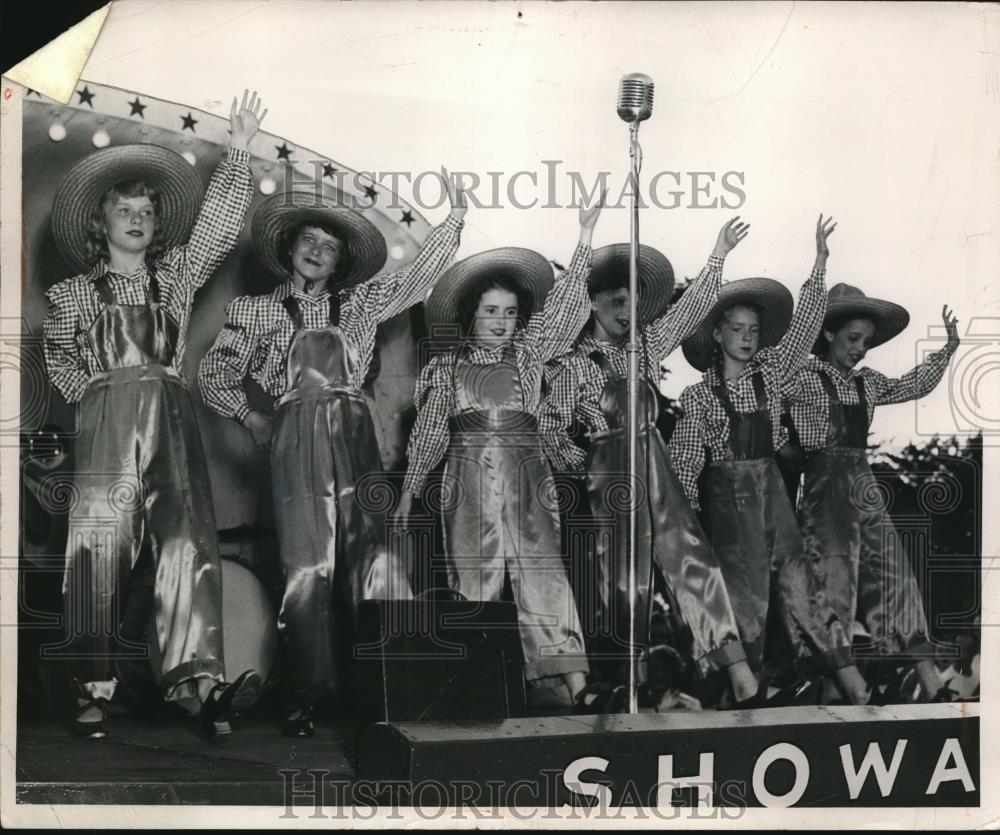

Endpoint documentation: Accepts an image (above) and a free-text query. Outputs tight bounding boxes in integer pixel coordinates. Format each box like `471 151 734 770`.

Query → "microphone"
617 73 654 123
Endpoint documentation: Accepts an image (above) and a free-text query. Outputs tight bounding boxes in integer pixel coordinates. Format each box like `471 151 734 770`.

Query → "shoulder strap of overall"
750 371 769 411
92 273 116 305
281 294 305 331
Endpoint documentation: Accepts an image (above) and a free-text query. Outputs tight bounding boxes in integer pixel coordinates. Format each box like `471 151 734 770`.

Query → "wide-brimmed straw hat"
681 277 794 372
251 188 388 289
587 243 674 325
51 144 203 274
424 247 553 341
811 282 910 355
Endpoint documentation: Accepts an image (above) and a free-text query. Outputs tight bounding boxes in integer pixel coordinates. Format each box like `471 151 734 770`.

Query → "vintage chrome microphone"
617 72 653 715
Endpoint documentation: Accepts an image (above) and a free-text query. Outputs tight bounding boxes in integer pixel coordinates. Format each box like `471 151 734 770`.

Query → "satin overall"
441 347 588 681
62 272 225 699
798 373 930 658
700 373 850 673
270 295 412 707
584 352 745 674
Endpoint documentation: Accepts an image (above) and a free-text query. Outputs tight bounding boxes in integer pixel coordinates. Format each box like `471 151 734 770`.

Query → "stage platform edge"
359 702 980 808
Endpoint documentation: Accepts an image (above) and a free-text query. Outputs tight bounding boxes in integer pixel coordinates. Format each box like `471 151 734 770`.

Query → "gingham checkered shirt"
42 148 253 404
402 242 593 494
785 344 958 451
668 266 828 510
540 254 727 473
198 215 463 422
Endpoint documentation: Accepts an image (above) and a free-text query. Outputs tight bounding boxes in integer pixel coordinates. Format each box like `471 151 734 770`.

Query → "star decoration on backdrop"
363 185 378 203
276 142 294 161
76 86 95 107
128 97 146 118
401 210 415 227
180 112 198 131
322 162 338 179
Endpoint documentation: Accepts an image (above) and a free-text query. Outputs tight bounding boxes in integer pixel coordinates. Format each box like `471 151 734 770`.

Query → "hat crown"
828 283 867 302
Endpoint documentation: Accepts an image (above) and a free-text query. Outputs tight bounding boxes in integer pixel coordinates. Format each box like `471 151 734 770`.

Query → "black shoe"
72 696 110 740
765 679 817 708
573 683 628 715
281 705 315 737
199 670 262 743
866 685 894 706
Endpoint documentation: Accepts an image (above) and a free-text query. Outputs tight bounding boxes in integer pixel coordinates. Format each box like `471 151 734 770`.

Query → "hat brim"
587 243 675 325
681 277 795 372
51 144 203 274
424 247 554 344
251 190 388 289
811 296 910 355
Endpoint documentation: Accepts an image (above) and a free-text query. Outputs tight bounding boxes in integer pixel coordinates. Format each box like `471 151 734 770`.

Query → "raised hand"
942 304 960 346
229 89 268 151
816 213 837 260
439 167 468 221
712 216 750 258
579 188 608 230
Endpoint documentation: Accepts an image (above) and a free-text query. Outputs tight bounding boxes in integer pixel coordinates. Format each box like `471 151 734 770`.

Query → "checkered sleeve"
171 148 253 293
647 255 725 361
197 294 260 423
352 215 464 325
42 281 89 404
775 267 827 380
540 357 587 473
402 355 454 494
668 384 708 511
867 340 959 406
523 243 592 363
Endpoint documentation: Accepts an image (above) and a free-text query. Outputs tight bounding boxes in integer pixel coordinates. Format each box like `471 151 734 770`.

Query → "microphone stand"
625 119 642 715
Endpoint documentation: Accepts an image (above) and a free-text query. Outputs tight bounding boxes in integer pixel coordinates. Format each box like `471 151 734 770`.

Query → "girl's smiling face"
825 317 877 372
102 195 155 256
289 225 343 284
471 288 520 347
591 286 631 342
713 304 761 364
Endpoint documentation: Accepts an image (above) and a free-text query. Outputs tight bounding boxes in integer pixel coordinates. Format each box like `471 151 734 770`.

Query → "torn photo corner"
4 4 110 104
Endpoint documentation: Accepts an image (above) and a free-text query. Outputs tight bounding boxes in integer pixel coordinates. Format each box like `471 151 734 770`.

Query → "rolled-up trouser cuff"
800 645 856 675
526 654 589 681
702 640 748 671
160 658 226 702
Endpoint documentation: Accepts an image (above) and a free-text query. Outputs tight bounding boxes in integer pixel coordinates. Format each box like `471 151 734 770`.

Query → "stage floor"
16 711 358 805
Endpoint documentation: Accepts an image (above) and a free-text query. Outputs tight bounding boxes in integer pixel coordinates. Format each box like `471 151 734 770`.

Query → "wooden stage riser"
359 704 979 808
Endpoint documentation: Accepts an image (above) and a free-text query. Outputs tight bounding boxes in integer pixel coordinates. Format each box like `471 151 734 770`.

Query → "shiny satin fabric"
702 377 851 674
798 374 931 660
271 325 412 707
441 349 587 681
87 302 179 368
64 300 226 699
702 458 852 673
584 357 745 675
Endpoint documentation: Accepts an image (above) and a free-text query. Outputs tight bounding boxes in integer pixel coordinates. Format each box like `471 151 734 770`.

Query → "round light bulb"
92 128 111 148
389 244 405 261
181 150 197 166
48 122 67 142
259 176 277 195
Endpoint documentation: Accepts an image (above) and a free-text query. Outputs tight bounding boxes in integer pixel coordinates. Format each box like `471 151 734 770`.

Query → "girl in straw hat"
669 215 877 704
199 170 465 737
393 197 605 713
541 218 773 709
43 91 267 740
784 286 961 703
